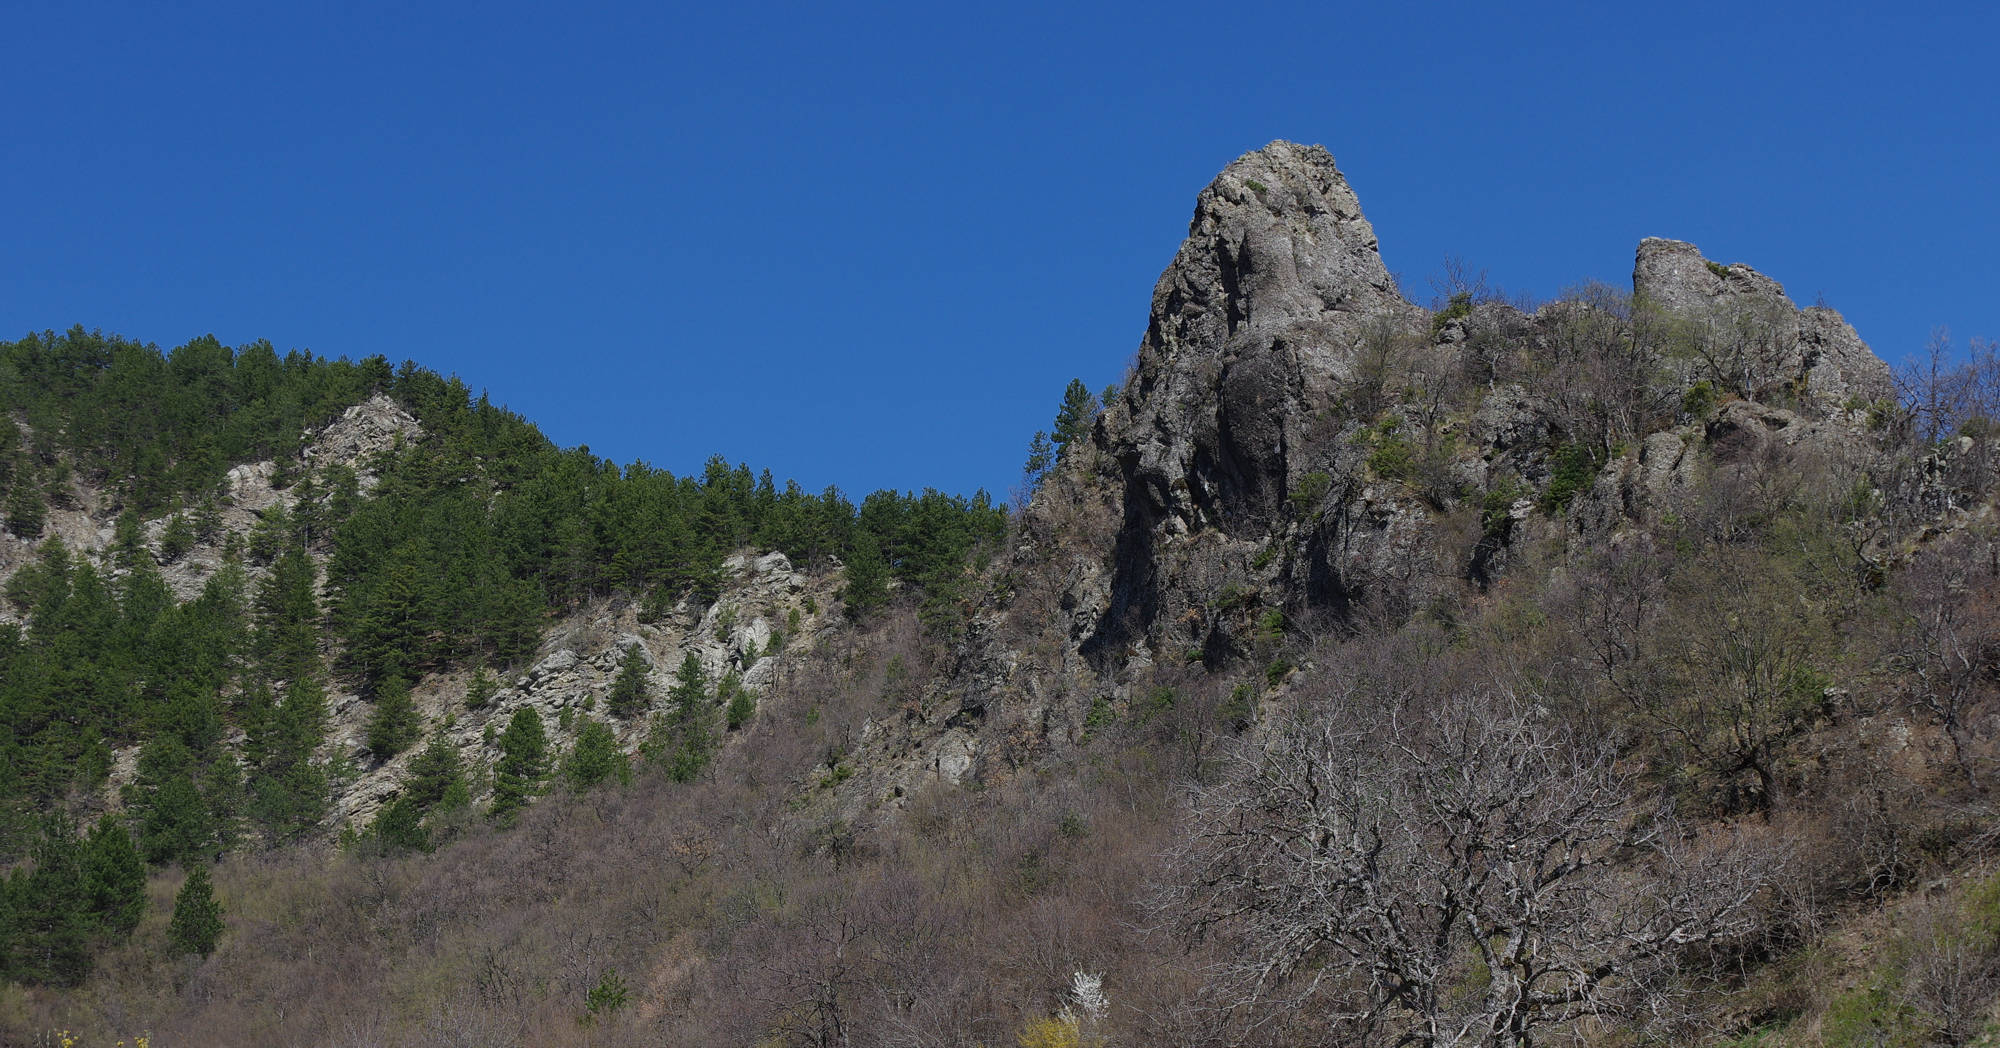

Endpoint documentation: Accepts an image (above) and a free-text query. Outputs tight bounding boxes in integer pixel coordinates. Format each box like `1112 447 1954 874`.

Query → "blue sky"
4 1 1994 499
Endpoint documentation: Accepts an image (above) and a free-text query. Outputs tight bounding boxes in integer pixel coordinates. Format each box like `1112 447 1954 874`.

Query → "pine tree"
4 457 46 539
191 489 224 542
724 671 757 731
157 511 195 564
80 817 146 937
10 813 93 985
125 736 217 866
1022 429 1055 491
1051 378 1101 460
245 676 329 843
369 795 429 853
662 654 715 783
464 666 499 710
490 707 549 822
607 643 651 718
110 508 147 569
562 717 628 791
841 534 889 620
253 546 319 680
404 730 469 812
166 864 223 957
365 675 422 760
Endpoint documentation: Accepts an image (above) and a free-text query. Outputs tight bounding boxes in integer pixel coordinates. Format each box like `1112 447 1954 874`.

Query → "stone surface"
1633 238 1893 411
1112 141 1422 535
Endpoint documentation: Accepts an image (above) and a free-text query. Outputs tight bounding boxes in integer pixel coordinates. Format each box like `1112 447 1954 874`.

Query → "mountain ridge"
2 141 1996 1047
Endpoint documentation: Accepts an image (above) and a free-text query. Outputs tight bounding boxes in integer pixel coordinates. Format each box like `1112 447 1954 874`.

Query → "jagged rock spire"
1112 141 1420 532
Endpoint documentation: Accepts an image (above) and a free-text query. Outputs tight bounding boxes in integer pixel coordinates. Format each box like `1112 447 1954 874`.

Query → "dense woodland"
0 295 1997 1047
0 328 1005 989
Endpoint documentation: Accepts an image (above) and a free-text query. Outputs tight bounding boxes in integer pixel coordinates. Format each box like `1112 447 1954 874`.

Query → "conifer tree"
369 795 429 853
464 666 499 709
607 643 651 718
110 508 147 569
4 458 46 539
166 864 223 957
661 654 715 782
724 671 756 731
841 534 889 620
80 817 146 937
245 676 329 843
404 730 470 812
253 546 319 680
365 675 422 760
562 717 628 791
1051 378 1100 460
125 737 218 866
490 707 549 822
1022 429 1055 491
10 813 92 985
157 511 195 564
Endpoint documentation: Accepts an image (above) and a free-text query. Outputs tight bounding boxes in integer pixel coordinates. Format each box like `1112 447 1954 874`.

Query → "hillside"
2 142 1997 1048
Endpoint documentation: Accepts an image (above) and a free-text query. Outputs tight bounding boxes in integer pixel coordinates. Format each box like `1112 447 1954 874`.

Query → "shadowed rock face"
1633 237 1893 410
1075 142 1425 667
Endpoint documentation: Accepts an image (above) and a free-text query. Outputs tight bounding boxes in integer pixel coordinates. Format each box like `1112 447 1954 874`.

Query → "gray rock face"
1115 141 1421 533
1064 142 1429 666
1633 238 1892 411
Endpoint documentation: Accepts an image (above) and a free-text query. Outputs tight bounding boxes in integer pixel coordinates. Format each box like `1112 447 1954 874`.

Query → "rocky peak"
1633 237 1892 412
1109 141 1421 534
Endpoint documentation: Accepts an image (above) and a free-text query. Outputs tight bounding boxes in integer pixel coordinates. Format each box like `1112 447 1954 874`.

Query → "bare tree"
1891 543 1995 789
1159 685 1772 1048
1898 328 1975 446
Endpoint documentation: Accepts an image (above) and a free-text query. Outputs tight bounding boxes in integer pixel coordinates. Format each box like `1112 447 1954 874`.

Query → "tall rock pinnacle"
1111 141 1420 533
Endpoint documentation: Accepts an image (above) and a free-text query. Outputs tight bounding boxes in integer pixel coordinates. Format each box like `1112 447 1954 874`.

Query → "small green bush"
583 967 630 1024
1683 380 1718 420
1368 435 1416 480
1541 443 1600 513
1290 471 1333 514
1219 683 1255 732
1083 695 1115 734
1256 608 1285 645
1429 291 1473 337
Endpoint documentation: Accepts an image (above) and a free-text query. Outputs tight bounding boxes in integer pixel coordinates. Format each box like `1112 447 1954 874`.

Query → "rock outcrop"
331 550 845 828
876 141 1911 795
1633 238 1893 411
1113 141 1423 536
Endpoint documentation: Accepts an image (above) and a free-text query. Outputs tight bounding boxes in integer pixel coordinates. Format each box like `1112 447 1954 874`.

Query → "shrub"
1289 470 1334 513
1368 432 1417 481
1541 442 1599 513
1682 380 1718 420
583 967 630 1025
1429 290 1473 337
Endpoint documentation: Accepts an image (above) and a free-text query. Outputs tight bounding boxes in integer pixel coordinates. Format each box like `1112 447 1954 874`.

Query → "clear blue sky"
5 1 1994 500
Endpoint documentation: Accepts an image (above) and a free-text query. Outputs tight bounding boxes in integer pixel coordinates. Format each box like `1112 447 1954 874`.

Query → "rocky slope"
0 394 851 832
842 140 1930 797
